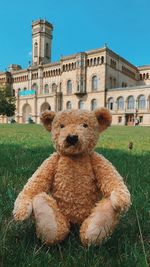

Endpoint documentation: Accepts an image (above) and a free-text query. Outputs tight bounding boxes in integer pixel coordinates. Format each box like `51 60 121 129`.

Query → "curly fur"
13 108 131 246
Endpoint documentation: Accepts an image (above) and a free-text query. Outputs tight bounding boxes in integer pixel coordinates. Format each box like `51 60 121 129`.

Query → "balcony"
74 90 87 96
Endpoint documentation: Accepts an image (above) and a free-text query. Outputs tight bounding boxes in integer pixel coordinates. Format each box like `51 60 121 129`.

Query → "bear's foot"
80 198 118 246
33 192 70 245
13 198 32 221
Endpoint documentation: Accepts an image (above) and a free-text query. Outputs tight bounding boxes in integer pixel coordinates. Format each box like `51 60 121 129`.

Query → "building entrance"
125 114 134 126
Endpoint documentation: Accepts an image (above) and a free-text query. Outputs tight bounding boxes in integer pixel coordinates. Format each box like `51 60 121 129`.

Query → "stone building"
0 19 150 125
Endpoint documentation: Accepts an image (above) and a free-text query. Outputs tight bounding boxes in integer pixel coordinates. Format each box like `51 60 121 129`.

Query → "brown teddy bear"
13 108 131 246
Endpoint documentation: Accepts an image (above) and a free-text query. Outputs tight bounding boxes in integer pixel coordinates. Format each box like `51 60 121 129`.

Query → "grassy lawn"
0 124 150 267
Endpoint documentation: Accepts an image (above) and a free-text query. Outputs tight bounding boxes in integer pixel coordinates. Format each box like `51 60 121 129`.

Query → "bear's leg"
33 192 70 245
80 198 119 246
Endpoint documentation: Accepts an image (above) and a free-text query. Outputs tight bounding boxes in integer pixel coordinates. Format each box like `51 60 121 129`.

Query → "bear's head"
41 108 112 156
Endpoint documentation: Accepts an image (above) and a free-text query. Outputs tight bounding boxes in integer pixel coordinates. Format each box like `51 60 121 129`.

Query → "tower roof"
32 19 53 29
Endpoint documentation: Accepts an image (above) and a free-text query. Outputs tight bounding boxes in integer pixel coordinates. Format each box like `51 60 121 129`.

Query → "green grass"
0 124 150 267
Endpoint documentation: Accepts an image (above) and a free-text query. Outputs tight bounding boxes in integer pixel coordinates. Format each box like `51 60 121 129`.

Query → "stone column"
38 66 43 94
33 93 37 123
28 68 32 89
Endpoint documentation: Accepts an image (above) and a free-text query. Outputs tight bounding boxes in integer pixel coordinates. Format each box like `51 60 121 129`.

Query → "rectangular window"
139 116 143 123
118 116 122 123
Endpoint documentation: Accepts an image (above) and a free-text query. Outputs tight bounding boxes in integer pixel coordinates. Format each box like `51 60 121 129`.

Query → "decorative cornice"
107 84 150 92
138 65 150 71
106 48 138 71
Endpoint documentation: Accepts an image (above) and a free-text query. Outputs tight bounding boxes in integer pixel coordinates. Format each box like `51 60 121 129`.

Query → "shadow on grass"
0 143 150 267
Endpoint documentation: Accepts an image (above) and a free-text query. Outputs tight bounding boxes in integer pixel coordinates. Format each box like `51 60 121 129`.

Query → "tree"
0 87 16 117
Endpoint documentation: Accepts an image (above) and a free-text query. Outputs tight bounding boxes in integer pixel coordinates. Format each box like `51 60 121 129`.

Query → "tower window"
67 80 72 95
34 42 38 57
46 43 49 58
92 76 98 91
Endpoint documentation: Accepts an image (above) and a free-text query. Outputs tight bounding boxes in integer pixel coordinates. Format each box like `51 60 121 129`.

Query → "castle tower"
32 19 53 66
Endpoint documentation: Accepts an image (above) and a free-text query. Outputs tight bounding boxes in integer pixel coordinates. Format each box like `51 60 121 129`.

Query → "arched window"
91 99 97 110
78 100 84 109
117 97 124 110
46 43 49 58
138 95 145 109
32 83 38 91
97 57 100 64
34 42 38 57
108 98 114 110
92 76 98 91
101 56 104 64
52 83 57 93
66 101 72 109
127 96 134 109
44 84 49 94
67 80 72 95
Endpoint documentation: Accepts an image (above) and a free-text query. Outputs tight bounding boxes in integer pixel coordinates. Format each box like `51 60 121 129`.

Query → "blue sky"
0 0 150 71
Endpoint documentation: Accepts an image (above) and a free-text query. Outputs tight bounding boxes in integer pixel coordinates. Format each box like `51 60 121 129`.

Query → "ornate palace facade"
0 19 150 125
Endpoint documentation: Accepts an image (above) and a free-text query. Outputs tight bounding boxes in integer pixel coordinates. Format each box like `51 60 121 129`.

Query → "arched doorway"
22 104 32 123
41 102 51 113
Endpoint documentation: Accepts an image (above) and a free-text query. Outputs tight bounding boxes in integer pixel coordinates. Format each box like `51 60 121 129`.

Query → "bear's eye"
83 123 88 128
60 124 65 128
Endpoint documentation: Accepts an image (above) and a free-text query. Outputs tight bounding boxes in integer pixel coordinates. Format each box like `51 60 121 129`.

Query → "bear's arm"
91 152 131 213
13 152 59 220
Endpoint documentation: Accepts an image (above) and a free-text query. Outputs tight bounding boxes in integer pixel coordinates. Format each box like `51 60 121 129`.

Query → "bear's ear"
94 107 112 132
40 110 55 131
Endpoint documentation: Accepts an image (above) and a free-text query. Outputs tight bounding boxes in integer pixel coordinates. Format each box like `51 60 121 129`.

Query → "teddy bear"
13 108 131 246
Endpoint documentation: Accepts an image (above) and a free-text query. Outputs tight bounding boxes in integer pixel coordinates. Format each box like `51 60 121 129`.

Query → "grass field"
0 124 150 267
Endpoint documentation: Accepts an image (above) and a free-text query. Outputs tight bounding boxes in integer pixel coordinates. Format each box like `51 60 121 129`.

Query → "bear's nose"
66 135 78 146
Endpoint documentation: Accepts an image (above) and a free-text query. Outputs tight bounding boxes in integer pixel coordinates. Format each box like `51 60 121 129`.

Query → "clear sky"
0 0 150 71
